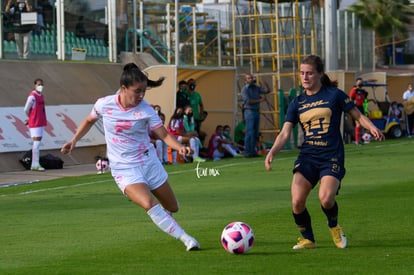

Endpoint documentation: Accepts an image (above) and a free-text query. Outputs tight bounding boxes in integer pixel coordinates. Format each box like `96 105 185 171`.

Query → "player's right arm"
265 121 294 171
61 114 98 154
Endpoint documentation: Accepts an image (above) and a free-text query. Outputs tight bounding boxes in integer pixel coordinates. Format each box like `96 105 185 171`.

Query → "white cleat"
184 236 200 251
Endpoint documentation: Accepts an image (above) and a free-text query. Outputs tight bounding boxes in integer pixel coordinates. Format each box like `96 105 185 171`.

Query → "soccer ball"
96 158 110 174
362 132 372 143
221 221 254 254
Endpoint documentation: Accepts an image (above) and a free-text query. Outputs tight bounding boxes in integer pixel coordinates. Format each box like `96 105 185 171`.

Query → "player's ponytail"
120 62 165 88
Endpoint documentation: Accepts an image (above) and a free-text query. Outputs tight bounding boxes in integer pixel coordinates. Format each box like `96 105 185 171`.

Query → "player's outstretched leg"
147 204 200 251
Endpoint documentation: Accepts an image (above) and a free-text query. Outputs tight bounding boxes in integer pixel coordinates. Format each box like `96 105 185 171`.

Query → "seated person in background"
150 112 169 164
234 117 246 147
152 104 162 115
183 105 199 137
183 105 204 152
167 107 206 163
208 125 241 161
223 124 244 153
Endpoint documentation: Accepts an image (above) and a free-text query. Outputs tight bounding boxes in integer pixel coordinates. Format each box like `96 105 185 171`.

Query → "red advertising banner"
0 105 105 152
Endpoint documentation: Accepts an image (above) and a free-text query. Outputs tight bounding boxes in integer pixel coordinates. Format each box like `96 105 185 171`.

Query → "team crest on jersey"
103 107 113 115
331 163 340 173
133 111 143 119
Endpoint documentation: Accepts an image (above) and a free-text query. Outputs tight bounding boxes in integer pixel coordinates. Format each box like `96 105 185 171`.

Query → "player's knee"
291 199 306 213
319 196 335 209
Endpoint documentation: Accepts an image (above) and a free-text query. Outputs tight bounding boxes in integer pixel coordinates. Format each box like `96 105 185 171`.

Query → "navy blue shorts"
292 156 345 188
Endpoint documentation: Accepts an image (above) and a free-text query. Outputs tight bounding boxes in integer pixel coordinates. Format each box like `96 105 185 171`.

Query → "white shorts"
29 127 44 138
111 157 168 194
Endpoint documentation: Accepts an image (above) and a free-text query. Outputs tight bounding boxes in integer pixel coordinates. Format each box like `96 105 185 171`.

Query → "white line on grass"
1 158 293 197
0 179 113 197
3 140 412 197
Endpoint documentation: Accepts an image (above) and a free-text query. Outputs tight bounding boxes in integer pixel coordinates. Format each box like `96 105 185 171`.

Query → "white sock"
222 143 238 156
147 204 184 239
190 138 199 158
32 140 41 167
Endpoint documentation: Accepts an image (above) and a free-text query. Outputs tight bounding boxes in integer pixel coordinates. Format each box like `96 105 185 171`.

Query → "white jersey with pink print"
91 94 163 169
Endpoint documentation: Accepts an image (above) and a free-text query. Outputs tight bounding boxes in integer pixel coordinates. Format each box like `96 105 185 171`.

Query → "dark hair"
302 55 338 88
301 55 324 74
34 78 43 85
120 63 165 88
168 107 184 128
178 80 187 86
320 74 337 88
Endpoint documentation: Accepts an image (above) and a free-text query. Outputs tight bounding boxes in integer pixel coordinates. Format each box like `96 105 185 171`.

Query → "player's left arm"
348 107 385 140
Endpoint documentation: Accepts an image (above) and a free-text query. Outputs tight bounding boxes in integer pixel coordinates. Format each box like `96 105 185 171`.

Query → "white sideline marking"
2 140 412 197
0 179 112 197
1 157 293 197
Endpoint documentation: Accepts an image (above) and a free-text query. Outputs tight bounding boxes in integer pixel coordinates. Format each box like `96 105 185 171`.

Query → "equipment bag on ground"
20 150 64 170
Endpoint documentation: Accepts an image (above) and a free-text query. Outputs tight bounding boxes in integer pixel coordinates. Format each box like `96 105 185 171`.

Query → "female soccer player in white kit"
61 63 200 251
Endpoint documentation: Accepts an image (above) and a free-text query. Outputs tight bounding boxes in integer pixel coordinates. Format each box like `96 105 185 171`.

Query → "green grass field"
1 139 414 274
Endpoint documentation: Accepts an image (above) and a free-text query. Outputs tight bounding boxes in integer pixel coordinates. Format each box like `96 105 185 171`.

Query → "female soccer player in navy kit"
265 55 384 249
61 63 200 251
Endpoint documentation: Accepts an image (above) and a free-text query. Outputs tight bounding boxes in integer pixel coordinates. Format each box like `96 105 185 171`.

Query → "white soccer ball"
221 221 254 254
96 158 110 174
362 132 372 143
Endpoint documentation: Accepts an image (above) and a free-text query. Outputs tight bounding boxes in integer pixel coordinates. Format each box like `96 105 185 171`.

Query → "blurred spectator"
75 15 95 39
349 77 368 144
402 83 414 136
152 104 162 115
183 105 204 154
5 0 33 59
241 73 270 157
176 80 190 109
234 117 246 147
167 107 206 163
207 125 241 161
32 6 44 36
150 112 169 164
223 124 244 153
187 78 206 137
37 0 52 25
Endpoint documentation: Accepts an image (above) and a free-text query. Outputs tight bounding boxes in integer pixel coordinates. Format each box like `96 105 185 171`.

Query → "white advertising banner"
0 105 105 153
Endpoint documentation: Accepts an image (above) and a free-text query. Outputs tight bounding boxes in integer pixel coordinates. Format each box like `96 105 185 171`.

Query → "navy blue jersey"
285 86 355 164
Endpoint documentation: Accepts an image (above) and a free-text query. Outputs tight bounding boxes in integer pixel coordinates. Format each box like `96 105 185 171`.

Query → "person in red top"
167 107 205 163
24 78 47 171
349 77 368 144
